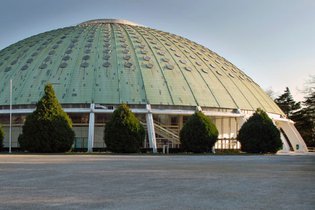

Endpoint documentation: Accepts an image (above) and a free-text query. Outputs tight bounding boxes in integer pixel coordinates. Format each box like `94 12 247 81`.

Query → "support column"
178 115 183 130
87 103 95 153
236 115 246 149
146 104 157 153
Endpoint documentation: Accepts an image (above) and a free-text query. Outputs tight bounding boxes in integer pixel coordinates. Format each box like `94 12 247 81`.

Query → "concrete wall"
94 126 106 148
2 125 22 148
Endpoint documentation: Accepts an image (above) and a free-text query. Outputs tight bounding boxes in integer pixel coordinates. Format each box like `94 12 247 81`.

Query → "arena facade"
0 19 308 153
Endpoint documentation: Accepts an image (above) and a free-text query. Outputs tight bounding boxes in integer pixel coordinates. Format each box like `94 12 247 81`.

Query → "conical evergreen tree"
18 84 74 152
104 104 145 153
180 111 218 153
237 108 282 153
274 87 301 118
292 85 315 146
303 91 315 145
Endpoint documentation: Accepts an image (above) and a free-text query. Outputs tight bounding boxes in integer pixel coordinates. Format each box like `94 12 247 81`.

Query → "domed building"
0 19 308 153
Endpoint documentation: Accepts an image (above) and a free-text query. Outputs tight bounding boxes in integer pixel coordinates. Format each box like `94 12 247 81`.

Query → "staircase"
154 121 180 145
141 121 180 146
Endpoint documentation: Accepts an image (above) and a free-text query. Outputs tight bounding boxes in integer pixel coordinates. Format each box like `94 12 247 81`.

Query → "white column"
236 116 247 150
146 104 157 153
9 79 12 153
87 103 95 152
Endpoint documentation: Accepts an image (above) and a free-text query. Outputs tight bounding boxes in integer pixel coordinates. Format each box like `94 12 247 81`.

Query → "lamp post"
9 79 12 153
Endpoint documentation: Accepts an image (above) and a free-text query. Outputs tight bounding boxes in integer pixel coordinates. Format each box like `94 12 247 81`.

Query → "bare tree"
265 87 276 99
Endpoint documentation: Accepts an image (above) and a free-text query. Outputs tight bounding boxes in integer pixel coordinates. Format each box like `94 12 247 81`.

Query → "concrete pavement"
0 154 314 210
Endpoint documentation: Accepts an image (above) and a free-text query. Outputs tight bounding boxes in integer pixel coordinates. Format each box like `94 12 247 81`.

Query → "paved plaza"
0 154 314 210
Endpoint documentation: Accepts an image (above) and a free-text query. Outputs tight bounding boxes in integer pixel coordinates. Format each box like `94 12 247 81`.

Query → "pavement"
0 154 314 210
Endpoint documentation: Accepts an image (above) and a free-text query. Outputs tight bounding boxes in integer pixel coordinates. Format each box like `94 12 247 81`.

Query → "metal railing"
308 147 315 152
141 121 180 147
153 120 179 135
214 139 241 150
154 123 180 144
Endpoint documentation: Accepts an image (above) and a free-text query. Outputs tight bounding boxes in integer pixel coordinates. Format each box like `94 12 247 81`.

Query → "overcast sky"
1 0 314 101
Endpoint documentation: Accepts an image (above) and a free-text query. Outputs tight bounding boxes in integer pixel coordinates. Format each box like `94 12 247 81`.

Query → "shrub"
0 125 4 151
104 104 145 153
237 108 282 153
180 111 218 153
18 84 74 153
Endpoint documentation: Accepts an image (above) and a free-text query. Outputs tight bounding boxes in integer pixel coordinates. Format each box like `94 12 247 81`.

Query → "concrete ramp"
279 129 293 153
276 120 308 153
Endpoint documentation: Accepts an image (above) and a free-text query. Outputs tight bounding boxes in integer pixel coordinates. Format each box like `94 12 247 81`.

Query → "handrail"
153 120 178 128
155 124 179 138
153 120 179 134
154 125 180 144
141 121 180 145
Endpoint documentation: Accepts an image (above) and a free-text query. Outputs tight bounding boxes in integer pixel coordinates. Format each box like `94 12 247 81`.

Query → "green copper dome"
0 19 283 114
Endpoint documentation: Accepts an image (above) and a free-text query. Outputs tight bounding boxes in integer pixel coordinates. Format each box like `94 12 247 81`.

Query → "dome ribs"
210 56 257 110
0 20 284 115
110 23 123 104
155 30 221 108
235 73 274 112
143 29 197 106
148 30 201 107
111 24 144 104
61 28 84 103
131 25 174 105
65 26 94 103
1 33 51 104
93 24 108 104
98 23 120 103
169 33 238 109
85 25 103 103
19 29 67 104
199 53 249 110
214 56 268 111
221 64 273 112
120 25 148 104
246 82 282 113
47 28 77 102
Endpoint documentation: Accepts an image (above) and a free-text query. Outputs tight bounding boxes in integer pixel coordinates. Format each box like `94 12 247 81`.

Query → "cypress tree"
237 108 282 153
18 84 74 152
275 87 301 118
180 111 218 153
292 83 315 146
104 104 145 153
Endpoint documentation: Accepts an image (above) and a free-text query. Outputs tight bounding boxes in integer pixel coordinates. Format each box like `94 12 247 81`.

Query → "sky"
0 0 314 101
